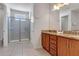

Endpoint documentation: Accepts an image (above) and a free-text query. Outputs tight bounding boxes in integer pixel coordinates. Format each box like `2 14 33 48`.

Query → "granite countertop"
42 31 79 40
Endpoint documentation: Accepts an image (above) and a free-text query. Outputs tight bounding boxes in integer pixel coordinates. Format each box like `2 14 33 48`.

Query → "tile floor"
0 40 50 56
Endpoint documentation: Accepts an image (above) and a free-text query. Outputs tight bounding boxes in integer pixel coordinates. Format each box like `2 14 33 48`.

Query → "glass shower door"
8 11 30 42
14 16 20 41
20 18 30 40
8 17 20 42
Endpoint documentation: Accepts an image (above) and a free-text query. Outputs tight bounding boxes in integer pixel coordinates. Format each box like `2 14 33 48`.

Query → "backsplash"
63 31 79 35
41 30 57 33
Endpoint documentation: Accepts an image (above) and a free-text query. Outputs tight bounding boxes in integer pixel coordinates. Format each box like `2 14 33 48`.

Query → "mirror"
71 9 79 31
49 3 79 32
59 3 79 31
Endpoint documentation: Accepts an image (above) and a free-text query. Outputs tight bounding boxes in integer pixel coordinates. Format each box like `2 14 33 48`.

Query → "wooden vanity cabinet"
42 33 50 52
42 33 57 55
69 39 79 56
45 34 50 51
49 35 57 56
57 36 70 56
58 36 79 56
42 33 46 49
42 32 79 56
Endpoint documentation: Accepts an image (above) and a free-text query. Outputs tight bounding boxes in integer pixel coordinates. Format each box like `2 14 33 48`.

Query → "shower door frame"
8 9 31 43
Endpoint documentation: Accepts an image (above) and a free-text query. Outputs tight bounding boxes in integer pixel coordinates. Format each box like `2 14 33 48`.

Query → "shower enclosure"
8 9 30 42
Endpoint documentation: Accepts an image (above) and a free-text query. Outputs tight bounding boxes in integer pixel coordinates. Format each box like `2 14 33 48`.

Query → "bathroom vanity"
41 31 79 56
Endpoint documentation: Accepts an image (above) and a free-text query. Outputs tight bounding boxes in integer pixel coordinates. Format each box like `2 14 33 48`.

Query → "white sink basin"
57 31 63 34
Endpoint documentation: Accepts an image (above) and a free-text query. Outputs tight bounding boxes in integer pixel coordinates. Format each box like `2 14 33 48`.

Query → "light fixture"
52 3 69 11
53 5 60 10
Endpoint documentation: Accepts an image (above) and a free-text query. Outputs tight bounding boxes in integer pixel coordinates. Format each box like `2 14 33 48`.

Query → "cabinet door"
42 33 46 49
45 34 50 51
57 36 69 56
69 39 79 56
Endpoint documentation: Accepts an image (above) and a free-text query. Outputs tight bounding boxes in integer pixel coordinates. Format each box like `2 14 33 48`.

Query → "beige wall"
31 3 49 48
49 4 60 30
31 3 60 48
0 3 7 47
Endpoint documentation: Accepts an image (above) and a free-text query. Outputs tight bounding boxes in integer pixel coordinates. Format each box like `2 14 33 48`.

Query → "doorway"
8 9 30 42
61 15 68 31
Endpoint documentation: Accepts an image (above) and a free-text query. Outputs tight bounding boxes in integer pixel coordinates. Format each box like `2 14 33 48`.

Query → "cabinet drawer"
50 43 56 49
50 47 56 51
50 39 56 44
50 35 56 40
50 48 56 56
